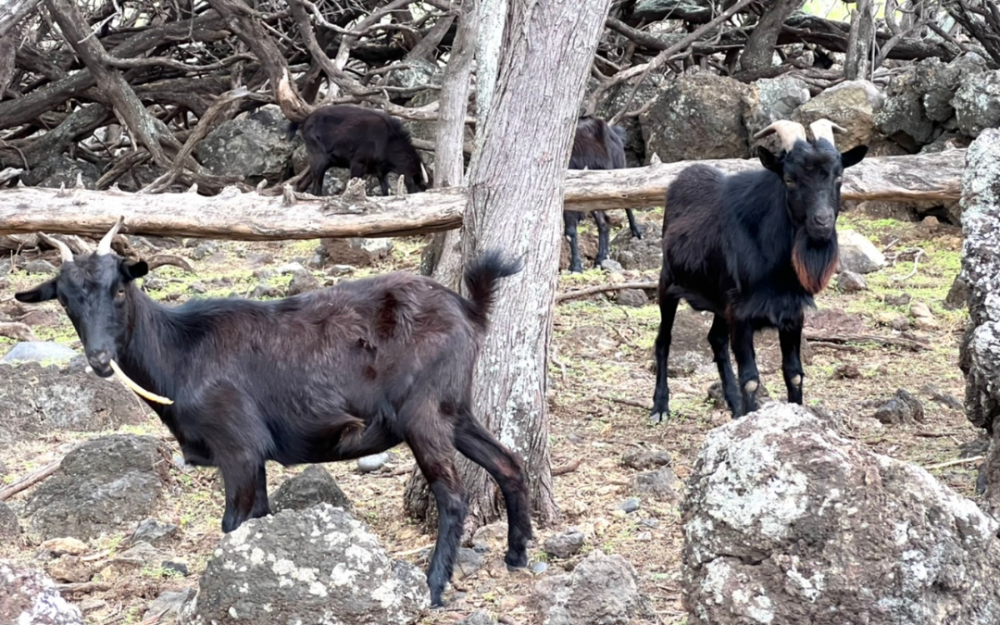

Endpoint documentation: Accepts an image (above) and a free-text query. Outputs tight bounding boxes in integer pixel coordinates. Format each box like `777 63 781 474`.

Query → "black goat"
15 221 530 607
288 104 430 196
650 120 868 422
565 116 642 272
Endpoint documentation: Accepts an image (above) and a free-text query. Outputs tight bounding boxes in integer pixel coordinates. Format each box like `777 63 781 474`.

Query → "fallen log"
0 150 965 240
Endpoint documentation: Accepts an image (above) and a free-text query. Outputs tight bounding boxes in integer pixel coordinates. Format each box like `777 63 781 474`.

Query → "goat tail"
462 250 523 330
285 121 301 141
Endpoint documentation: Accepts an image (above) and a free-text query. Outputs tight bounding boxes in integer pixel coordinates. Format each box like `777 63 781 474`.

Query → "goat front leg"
707 315 741 415
564 211 584 273
251 462 271 520
593 210 610 268
219 455 261 533
731 320 761 418
779 316 805 405
650 275 679 424
625 209 642 239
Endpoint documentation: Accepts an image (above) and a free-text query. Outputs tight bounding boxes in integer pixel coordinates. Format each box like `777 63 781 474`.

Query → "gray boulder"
20 154 100 190
197 105 300 183
188 504 428 624
953 70 1000 138
0 362 148 448
144 588 196 622
743 76 811 138
610 222 660 270
1 341 78 365
26 435 168 540
0 502 17 539
683 403 1000 625
532 549 652 624
640 72 750 163
0 562 83 624
836 229 886 274
793 80 884 149
270 464 351 514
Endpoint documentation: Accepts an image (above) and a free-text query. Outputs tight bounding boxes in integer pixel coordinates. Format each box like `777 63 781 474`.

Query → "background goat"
15 221 529 607
565 116 642 272
288 104 430 196
649 119 868 422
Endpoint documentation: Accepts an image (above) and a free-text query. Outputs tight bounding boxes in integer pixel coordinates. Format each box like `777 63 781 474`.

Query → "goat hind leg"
593 211 610 268
651 279 680 424
625 209 642 239
779 316 804 405
731 321 762 418
564 211 584 273
453 415 531 569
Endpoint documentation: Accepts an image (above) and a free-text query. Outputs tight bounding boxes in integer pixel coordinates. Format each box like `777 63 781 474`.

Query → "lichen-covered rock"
532 549 652 624
953 71 1000 138
197 105 300 183
0 361 148 447
683 403 1000 625
270 464 351 514
19 154 100 190
188 504 428 624
0 502 18 539
794 80 884 149
640 72 750 163
959 129 1000 512
743 76 811 139
0 562 83 624
26 435 169 540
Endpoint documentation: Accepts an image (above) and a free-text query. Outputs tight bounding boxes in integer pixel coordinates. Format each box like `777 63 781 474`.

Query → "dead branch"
552 458 583 476
802 332 929 351
0 459 61 500
924 455 984 470
557 281 658 303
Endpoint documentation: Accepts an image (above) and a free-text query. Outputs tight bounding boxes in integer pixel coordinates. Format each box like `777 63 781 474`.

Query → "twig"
557 281 657 303
391 543 435 557
55 581 111 593
0 459 61 500
890 248 924 282
807 341 862 352
802 332 928 351
914 430 962 438
924 455 984 470
609 396 648 410
552 458 582 476
377 464 416 477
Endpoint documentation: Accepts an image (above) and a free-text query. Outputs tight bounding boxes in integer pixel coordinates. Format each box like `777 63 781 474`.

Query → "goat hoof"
649 411 668 425
504 551 528 569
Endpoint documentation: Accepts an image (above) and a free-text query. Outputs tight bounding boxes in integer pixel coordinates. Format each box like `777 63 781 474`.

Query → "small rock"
633 466 679 501
836 270 867 292
0 321 36 342
834 363 862 379
619 498 641 513
622 449 672 471
270 464 350 513
24 259 58 275
910 301 934 318
532 550 651 622
638 518 660 529
143 588 195 622
322 237 394 267
0 502 18 539
544 531 585 559
161 560 188 576
307 252 326 270
78 599 107 614
874 388 925 425
910 301 939 329
252 267 276 281
668 351 707 377
944 274 970 310
459 610 495 625
892 315 910 331
455 547 483 579
249 283 281 299
47 555 93 583
530 561 549 575
837 229 886 274
116 541 161 566
246 252 275 268
600 258 624 273
38 537 88 556
327 264 355 276
357 452 390 473
277 262 307 275
884 292 912 307
130 518 178 546
616 288 647 307
0 563 83 624
189 241 218 261
921 383 964 411
1 341 79 365
286 270 320 296
920 215 940 235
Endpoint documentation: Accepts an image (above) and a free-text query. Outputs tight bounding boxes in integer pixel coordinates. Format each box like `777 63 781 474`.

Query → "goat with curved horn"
753 120 807 152
809 119 848 146
97 215 124 255
38 233 74 265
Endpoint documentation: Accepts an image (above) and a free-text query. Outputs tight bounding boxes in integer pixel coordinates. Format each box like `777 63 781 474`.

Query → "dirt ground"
0 208 981 625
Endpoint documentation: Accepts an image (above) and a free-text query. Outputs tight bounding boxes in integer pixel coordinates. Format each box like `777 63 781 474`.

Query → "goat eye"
783 175 795 187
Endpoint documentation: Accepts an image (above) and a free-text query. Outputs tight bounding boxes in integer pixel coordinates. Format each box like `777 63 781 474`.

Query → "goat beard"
792 231 839 294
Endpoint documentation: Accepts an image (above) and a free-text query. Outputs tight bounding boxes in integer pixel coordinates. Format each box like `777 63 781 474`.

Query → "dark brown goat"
15 220 529 607
565 116 642 272
650 120 868 422
288 104 430 196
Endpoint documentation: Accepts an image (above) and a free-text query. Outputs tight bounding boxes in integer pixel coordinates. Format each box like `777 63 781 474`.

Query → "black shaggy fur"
650 137 868 421
15 248 528 607
565 116 642 272
289 104 429 196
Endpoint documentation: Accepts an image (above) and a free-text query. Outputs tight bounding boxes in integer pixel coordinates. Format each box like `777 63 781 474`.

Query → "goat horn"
420 162 429 182
753 120 807 152
109 359 174 405
809 119 848 146
97 215 124 255
38 233 74 265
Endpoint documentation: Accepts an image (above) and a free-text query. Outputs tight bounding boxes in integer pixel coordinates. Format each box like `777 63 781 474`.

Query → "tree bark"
473 0 508 142
739 0 803 72
0 0 43 38
845 0 875 80
454 0 613 530
0 150 965 239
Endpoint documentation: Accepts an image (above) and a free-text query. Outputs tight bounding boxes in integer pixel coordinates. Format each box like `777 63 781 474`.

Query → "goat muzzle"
109 359 174 405
753 121 807 152
809 119 847 147
97 215 125 255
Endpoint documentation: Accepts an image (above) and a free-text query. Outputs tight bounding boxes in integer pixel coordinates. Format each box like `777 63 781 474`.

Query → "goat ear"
757 146 783 175
121 260 149 281
841 145 868 169
15 279 58 303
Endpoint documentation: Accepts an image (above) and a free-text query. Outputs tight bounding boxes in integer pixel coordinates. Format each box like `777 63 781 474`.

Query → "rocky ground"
0 205 979 624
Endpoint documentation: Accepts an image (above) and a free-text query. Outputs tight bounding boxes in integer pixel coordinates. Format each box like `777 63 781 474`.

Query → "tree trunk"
739 0 803 72
455 0 613 530
845 0 874 80
0 0 43 38
473 0 508 142
0 150 966 239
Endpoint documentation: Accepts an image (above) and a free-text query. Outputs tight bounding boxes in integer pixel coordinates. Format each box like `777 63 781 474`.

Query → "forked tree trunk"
452 0 612 530
739 0 803 72
845 0 875 79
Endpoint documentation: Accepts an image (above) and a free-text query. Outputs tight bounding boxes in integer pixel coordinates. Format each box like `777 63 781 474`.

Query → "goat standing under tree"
288 104 431 196
565 116 642 272
15 219 530 607
650 119 868 422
